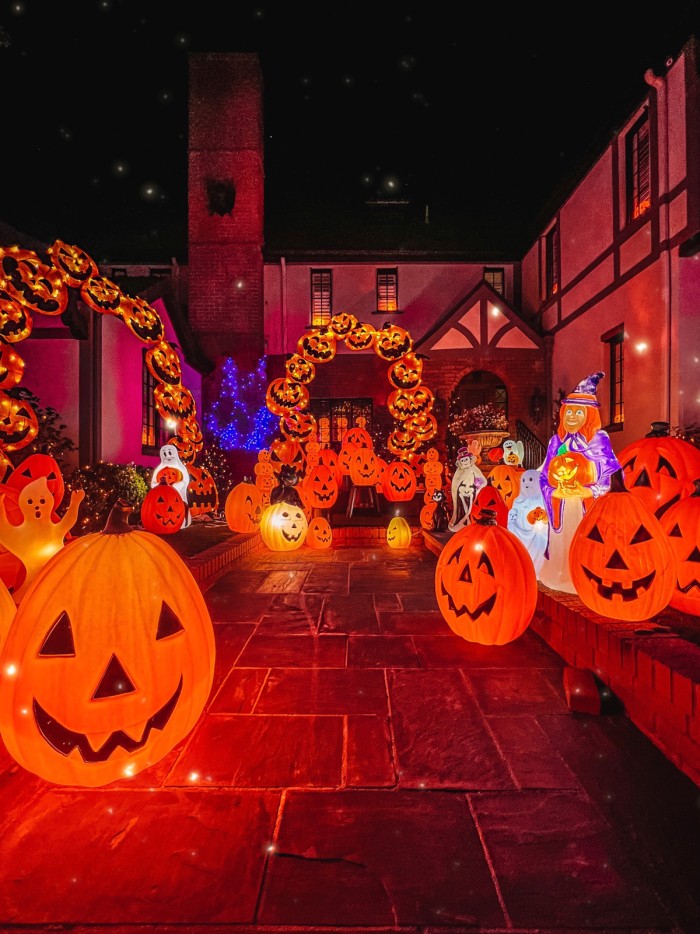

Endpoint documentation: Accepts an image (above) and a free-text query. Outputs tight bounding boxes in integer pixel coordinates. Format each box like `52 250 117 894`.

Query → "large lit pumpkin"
382 461 417 502
0 500 215 786
659 478 700 615
303 463 338 510
349 447 380 486
435 510 537 645
225 478 263 533
617 433 700 520
387 516 412 548
259 501 308 551
569 470 676 621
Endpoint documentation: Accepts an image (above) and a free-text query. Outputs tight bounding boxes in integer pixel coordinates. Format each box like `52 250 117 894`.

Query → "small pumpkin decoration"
660 479 700 614
259 501 308 551
373 323 413 361
306 515 333 549
404 412 438 444
297 328 336 363
329 312 358 338
617 432 700 520
79 274 123 315
0 500 215 786
344 422 372 448
349 447 380 486
387 429 418 456
420 502 437 530
0 390 39 451
435 510 537 645
0 289 33 343
344 321 376 351
569 469 677 621
527 506 548 525
383 461 417 502
145 340 182 386
548 450 597 496
225 478 263 533
0 248 68 316
387 515 412 548
265 377 309 416
280 409 317 443
187 465 218 517
0 344 25 389
154 382 196 422
470 480 508 527
46 239 98 288
141 477 187 534
489 464 524 509
117 294 165 344
285 353 316 385
303 463 339 510
388 353 423 390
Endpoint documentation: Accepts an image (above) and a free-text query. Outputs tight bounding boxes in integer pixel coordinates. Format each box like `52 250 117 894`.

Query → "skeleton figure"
448 447 486 531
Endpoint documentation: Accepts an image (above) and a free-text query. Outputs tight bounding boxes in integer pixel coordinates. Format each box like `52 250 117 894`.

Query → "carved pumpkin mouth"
676 578 700 594
440 582 497 621
582 566 656 602
33 676 183 762
313 490 335 502
282 529 304 543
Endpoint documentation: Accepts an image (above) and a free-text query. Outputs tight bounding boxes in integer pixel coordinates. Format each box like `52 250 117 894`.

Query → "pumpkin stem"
474 508 497 526
104 499 135 535
610 469 628 493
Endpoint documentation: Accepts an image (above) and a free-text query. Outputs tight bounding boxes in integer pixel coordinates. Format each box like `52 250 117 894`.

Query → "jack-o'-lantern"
145 340 182 386
270 438 305 476
420 502 437 530
329 312 358 338
471 480 508 527
387 429 418 456
285 353 315 385
618 433 700 520
259 501 308 551
548 451 596 497
306 515 333 549
569 470 677 621
297 328 336 363
387 516 412 548
489 464 523 509
154 382 196 422
338 442 358 477
266 377 309 416
344 424 372 448
387 386 434 421
344 321 376 351
0 248 68 316
374 323 413 361
383 461 417 502
660 479 700 614
47 239 98 288
172 419 203 463
0 344 25 389
187 465 218 517
225 478 263 533
0 289 33 343
349 448 380 486
117 294 165 344
303 463 338 510
280 409 317 442
404 413 437 443
317 447 341 486
527 506 548 524
80 274 122 315
388 353 423 390
435 511 537 645
0 391 39 451
141 477 187 534
0 500 215 786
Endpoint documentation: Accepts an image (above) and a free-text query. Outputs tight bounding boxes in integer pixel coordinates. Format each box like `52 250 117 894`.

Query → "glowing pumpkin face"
187 465 218 517
145 341 182 386
0 391 39 451
489 464 523 508
387 386 434 420
374 323 413 361
306 516 333 549
0 290 33 343
266 377 309 416
0 344 25 389
435 515 537 645
303 463 338 510
172 419 204 464
225 478 263 533
117 295 165 344
349 448 380 486
569 471 677 621
660 481 700 614
80 274 123 315
383 461 417 502
259 501 308 551
344 425 372 448
0 248 68 316
548 451 596 496
404 413 437 444
387 516 412 548
344 322 376 351
280 409 317 442
154 383 196 422
0 502 215 786
141 478 187 534
285 353 315 385
618 435 700 520
47 239 98 288
387 429 418 456
297 328 336 363
329 312 358 338
388 353 423 390
270 438 305 476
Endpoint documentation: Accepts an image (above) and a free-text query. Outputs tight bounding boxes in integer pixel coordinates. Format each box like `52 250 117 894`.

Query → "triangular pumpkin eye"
687 546 700 563
477 552 494 576
156 602 185 640
587 524 605 543
630 525 652 544
447 546 463 565
657 456 677 478
668 523 683 538
633 468 651 488
38 611 75 657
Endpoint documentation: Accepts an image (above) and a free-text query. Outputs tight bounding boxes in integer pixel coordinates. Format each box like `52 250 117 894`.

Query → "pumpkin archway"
0 241 207 489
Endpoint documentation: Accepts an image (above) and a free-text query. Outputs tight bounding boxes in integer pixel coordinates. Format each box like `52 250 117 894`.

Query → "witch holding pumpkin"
538 372 621 592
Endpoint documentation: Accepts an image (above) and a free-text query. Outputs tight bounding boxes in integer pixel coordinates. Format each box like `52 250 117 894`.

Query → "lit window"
545 224 559 299
310 270 332 326
484 267 504 296
376 268 398 313
142 351 170 453
602 326 624 429
311 399 372 445
626 110 651 222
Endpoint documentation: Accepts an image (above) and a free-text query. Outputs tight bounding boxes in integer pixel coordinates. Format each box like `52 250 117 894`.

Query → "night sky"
2 1 699 263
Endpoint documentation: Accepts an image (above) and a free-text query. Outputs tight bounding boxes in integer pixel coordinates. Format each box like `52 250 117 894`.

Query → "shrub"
66 461 151 535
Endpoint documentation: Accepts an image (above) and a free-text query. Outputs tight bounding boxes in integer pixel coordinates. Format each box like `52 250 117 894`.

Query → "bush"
66 461 151 535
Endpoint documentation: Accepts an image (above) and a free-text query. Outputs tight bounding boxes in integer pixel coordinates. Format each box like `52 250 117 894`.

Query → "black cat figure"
431 488 450 533
270 463 304 508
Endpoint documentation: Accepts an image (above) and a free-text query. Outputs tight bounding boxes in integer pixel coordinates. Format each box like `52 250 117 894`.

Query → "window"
603 326 624 429
545 223 559 299
310 398 372 446
142 351 170 453
311 270 332 326
484 267 505 296
376 268 398 313
626 110 651 222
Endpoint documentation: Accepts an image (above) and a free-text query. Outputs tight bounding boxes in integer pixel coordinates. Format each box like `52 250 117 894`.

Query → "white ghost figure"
502 439 525 467
507 468 548 575
151 444 191 528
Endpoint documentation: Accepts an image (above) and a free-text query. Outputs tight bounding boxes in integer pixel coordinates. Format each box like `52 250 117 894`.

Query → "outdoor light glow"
5 664 17 676
491 306 501 316
188 771 200 782
236 280 245 290
635 341 649 353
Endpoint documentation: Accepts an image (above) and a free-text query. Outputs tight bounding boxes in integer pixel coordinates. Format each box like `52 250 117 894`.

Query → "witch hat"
564 371 604 407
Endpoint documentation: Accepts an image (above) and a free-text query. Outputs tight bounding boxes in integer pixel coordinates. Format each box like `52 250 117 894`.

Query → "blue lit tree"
205 356 277 451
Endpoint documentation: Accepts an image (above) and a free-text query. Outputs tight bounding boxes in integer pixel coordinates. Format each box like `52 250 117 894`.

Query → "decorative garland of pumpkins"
0 241 215 507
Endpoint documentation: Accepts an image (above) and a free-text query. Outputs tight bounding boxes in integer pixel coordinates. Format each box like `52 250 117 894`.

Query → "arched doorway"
447 370 508 462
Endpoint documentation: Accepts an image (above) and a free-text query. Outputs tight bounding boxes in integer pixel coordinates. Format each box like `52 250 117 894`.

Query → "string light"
205 356 277 451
